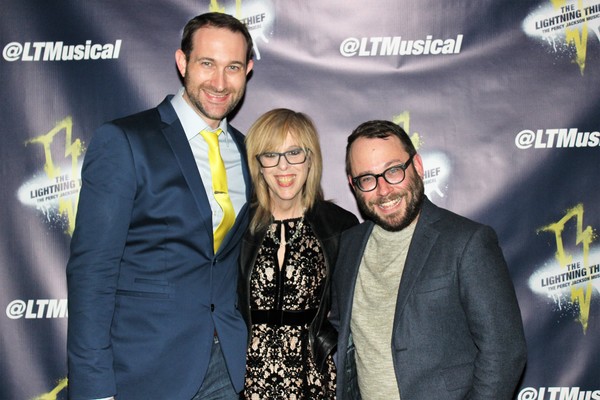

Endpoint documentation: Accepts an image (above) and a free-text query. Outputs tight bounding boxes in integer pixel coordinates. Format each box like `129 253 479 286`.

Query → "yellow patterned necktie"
200 128 235 253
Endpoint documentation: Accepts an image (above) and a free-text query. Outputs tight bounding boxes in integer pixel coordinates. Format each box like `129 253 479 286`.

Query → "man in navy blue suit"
67 13 254 400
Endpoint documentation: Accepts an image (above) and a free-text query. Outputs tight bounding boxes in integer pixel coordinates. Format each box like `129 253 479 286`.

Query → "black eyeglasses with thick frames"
351 154 414 192
256 148 309 168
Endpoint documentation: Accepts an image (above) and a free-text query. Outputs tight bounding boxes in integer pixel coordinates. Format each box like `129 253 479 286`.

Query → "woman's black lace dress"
243 217 336 400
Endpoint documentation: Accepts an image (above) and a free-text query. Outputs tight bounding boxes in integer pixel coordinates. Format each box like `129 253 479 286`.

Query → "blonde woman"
239 109 358 399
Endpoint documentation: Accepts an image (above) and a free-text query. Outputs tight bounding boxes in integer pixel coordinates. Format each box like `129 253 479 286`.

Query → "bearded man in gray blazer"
330 120 527 400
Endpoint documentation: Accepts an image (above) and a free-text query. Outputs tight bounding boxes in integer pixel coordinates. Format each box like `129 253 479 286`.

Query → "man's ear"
245 59 254 76
413 153 424 179
175 49 187 78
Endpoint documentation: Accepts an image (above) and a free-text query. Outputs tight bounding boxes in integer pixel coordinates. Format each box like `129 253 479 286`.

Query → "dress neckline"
272 216 304 223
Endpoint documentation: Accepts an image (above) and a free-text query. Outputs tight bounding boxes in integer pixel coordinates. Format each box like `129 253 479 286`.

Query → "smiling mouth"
204 90 229 102
377 196 402 211
276 176 294 186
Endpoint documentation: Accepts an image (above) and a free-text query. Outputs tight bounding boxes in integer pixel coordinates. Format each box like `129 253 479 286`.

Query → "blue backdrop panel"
1 1 599 399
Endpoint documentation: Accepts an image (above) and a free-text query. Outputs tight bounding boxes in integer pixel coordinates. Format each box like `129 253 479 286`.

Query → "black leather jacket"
238 200 358 371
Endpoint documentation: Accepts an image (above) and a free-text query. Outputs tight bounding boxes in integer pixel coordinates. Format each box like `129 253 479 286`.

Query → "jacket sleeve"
459 225 527 399
66 123 137 399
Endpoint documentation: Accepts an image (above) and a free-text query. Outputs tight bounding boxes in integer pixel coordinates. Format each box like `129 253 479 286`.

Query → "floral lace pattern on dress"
244 217 336 400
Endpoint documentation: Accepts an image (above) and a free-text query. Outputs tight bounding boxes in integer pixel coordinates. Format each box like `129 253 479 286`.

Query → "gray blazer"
330 197 527 400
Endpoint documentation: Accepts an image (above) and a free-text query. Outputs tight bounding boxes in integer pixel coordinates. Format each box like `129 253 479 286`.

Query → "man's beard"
356 177 424 232
183 76 243 122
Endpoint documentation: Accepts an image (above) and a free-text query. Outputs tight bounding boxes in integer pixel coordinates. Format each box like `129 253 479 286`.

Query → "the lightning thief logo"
523 0 600 75
18 117 84 236
209 0 274 60
534 204 600 333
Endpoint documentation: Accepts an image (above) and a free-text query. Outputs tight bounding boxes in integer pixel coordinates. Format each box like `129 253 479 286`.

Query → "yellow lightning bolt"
538 203 596 333
209 0 225 13
393 111 423 150
31 378 68 400
210 0 243 18
25 117 84 236
551 0 589 75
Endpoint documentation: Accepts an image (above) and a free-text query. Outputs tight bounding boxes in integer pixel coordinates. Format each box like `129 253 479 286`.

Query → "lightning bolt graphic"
25 117 84 236
538 203 596 333
551 0 589 75
31 378 68 400
393 111 423 150
210 0 243 18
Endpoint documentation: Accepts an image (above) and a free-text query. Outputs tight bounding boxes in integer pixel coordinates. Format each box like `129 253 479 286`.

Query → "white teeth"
378 197 401 210
277 176 293 184
206 91 227 98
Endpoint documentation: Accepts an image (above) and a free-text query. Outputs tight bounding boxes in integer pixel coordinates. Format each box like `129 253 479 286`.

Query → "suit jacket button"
211 304 215 312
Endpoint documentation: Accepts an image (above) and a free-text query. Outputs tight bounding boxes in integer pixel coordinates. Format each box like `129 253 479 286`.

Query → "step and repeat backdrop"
1 0 599 399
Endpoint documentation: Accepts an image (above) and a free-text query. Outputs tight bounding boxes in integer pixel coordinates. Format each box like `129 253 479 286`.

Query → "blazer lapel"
157 98 214 238
227 124 252 202
158 100 251 255
394 198 440 320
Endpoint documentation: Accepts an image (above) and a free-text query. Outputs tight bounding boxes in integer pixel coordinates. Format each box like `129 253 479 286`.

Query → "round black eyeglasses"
351 154 414 192
256 148 308 168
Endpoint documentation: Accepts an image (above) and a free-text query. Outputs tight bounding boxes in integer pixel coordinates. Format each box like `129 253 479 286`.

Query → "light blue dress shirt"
170 87 247 233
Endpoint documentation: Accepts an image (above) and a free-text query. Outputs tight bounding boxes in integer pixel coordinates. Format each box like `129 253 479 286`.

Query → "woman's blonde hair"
245 108 324 234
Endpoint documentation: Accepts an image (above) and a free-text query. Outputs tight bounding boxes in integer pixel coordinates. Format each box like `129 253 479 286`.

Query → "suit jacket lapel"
394 198 440 320
228 124 252 202
157 98 214 238
158 98 251 255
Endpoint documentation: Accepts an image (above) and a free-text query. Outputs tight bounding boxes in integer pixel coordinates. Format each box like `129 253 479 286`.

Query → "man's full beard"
356 177 424 232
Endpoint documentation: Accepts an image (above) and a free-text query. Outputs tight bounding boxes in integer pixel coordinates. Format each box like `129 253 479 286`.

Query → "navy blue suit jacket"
331 197 527 400
67 97 250 400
